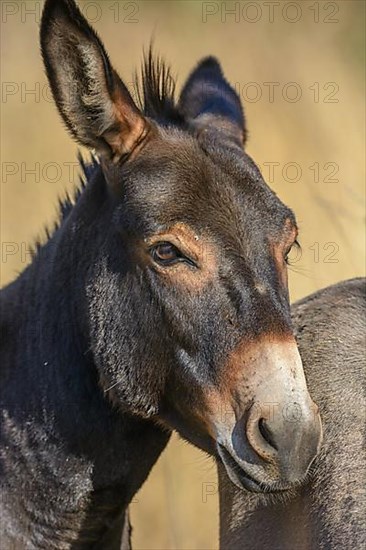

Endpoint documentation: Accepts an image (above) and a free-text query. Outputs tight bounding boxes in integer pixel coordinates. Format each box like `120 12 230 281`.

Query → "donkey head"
41 0 322 493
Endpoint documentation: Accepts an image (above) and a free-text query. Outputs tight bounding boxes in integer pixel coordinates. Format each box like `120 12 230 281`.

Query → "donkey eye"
284 240 300 265
150 242 197 268
151 242 182 266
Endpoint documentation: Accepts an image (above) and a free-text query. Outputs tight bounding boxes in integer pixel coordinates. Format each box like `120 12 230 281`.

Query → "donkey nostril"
258 418 278 451
245 406 279 461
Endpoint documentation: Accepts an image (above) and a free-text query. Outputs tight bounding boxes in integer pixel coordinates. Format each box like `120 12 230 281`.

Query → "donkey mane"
135 49 180 122
30 153 97 255
58 153 96 221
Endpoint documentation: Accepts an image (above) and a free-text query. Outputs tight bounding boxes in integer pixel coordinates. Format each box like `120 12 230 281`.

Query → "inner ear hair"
40 0 151 162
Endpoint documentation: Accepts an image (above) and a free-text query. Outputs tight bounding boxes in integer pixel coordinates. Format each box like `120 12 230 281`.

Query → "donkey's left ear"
179 57 246 148
41 0 152 162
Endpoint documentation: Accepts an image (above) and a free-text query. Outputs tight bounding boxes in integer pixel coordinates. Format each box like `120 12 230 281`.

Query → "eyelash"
150 242 197 268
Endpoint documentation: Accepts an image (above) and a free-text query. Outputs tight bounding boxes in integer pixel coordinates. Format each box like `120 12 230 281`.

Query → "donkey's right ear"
41 0 151 162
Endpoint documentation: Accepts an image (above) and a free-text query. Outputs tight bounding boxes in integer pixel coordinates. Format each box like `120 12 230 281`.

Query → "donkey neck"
0 169 170 547
218 462 314 550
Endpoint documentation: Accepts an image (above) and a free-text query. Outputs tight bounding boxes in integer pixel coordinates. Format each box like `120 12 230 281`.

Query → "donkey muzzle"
215 339 323 492
244 396 322 483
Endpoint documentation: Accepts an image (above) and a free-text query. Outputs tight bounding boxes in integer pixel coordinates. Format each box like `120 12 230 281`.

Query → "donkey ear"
40 0 150 162
179 57 246 148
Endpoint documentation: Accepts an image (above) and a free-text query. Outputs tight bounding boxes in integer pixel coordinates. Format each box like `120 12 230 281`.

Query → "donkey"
219 278 366 550
1 0 322 547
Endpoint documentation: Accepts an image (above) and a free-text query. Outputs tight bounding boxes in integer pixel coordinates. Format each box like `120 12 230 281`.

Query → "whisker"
104 380 120 393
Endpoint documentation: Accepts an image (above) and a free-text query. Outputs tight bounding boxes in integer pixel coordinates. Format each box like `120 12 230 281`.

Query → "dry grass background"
1 1 365 549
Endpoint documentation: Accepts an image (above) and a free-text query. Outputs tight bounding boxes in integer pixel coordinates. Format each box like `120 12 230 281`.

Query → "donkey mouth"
217 444 289 494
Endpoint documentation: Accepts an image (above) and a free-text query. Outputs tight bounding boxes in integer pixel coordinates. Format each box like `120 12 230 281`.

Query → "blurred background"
1 1 365 548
